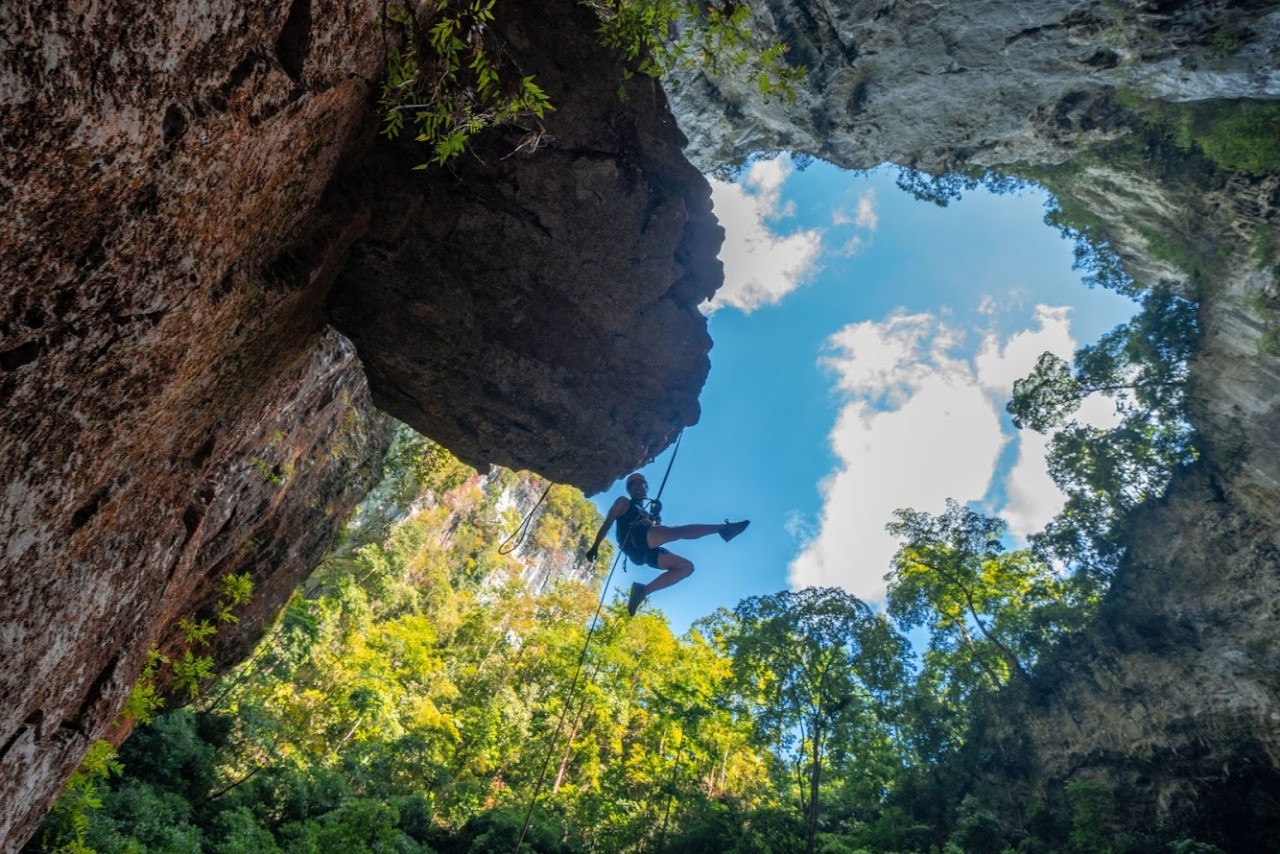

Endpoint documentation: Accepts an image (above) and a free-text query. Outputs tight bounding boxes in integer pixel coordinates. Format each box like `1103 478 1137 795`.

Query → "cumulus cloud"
832 189 879 256
705 159 824 313
789 305 1086 601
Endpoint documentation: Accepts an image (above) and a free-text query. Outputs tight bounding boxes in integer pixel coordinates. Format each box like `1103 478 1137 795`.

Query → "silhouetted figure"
585 472 749 615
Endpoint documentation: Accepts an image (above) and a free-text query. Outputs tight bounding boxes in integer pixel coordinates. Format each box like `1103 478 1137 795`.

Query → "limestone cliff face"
978 178 1280 843
669 0 1280 173
1 0 392 844
0 0 720 847
667 0 1280 840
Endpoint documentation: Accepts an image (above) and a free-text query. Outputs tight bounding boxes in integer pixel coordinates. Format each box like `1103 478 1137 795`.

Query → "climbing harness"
617 429 684 573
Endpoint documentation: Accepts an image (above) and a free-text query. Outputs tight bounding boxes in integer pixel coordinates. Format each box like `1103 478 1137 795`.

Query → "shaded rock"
328 0 722 494
1 0 393 844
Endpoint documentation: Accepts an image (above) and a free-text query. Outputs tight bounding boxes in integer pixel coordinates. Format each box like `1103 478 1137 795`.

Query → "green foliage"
378 0 552 165
1261 328 1280 357
250 456 293 486
219 572 255 625
722 587 911 854
180 616 218 648
381 424 474 507
590 0 805 101
886 501 1097 695
1133 99 1280 176
61 424 1222 852
119 645 167 726
893 167 1030 209
1243 284 1280 357
379 0 804 166
1008 284 1198 575
1208 25 1243 59
1065 780 1115 853
277 798 412 852
173 650 217 700
40 740 124 854
946 794 1005 854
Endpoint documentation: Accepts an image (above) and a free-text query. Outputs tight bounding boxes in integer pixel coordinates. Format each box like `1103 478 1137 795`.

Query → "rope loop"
498 483 552 556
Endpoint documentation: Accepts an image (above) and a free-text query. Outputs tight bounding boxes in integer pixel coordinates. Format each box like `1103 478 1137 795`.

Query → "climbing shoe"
627 582 648 617
720 519 750 542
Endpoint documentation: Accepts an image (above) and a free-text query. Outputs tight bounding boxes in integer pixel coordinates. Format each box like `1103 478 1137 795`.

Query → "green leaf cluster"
44 428 1232 852
590 0 804 101
378 0 552 165
1008 284 1199 575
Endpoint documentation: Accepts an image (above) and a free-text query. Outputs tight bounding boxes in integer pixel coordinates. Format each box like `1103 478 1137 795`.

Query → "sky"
591 157 1136 634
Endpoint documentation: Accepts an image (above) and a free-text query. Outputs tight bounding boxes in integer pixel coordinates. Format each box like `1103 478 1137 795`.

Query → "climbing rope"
513 548 623 853
498 483 552 555
649 429 683 513
512 429 687 852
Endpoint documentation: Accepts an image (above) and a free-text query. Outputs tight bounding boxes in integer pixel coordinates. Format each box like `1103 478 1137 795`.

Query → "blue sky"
592 157 1135 633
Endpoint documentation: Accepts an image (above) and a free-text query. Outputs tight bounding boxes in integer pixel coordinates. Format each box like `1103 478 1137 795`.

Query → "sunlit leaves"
591 0 804 103
886 500 1098 698
1009 283 1200 575
378 0 553 165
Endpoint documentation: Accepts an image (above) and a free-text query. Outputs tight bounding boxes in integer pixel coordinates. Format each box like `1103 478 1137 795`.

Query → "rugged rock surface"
0 0 720 847
1 0 394 844
976 177 1280 845
329 0 721 494
669 0 1280 173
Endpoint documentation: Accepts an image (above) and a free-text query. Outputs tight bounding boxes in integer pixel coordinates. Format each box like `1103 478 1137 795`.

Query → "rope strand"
513 429 685 852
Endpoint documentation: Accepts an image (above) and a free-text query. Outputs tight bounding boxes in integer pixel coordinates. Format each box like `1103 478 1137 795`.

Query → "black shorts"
621 524 669 568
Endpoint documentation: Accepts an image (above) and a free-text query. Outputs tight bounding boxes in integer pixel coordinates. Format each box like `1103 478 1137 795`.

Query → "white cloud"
831 189 878 257
854 190 879 230
789 305 1089 601
705 159 824 313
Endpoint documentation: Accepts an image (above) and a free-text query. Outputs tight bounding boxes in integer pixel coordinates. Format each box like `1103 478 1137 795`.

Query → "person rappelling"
585 472 750 616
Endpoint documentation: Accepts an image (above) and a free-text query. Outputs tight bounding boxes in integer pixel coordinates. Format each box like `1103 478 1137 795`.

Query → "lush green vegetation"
1126 99 1280 178
379 0 801 165
1009 284 1199 577
39 425 1226 853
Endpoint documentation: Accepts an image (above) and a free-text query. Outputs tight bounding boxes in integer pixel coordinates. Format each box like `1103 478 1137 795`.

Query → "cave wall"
0 0 721 847
1 0 393 844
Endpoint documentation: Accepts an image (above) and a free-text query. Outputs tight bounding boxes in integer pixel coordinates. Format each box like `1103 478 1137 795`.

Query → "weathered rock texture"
329 0 721 494
976 177 1280 847
0 0 720 847
0 0 394 845
667 0 1280 842
669 0 1280 173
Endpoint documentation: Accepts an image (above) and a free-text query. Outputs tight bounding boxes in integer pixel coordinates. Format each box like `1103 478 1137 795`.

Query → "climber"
585 472 750 616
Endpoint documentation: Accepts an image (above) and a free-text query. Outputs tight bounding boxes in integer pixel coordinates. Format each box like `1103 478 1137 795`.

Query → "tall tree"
886 500 1098 696
1008 284 1199 575
723 587 910 854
